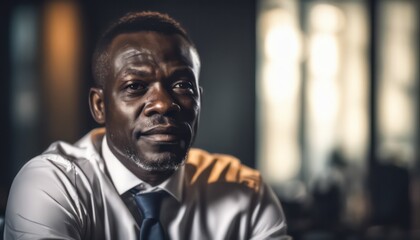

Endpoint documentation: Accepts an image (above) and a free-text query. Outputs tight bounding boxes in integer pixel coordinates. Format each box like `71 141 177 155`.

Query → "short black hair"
92 11 195 87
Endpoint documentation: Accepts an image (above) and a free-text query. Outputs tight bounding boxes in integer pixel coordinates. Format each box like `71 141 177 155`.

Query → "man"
4 11 290 240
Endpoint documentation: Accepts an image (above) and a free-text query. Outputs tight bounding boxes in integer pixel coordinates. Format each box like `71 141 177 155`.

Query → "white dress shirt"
4 128 291 240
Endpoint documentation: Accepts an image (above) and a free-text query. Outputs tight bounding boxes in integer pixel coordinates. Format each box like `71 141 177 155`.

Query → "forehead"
108 31 198 69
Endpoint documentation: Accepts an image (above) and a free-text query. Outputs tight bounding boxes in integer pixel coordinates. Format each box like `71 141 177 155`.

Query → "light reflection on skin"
113 46 200 85
114 48 157 78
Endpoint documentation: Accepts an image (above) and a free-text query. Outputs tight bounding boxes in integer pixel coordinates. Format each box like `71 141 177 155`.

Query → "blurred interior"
0 0 419 239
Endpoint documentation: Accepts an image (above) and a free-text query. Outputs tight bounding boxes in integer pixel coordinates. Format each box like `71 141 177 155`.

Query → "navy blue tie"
134 191 167 240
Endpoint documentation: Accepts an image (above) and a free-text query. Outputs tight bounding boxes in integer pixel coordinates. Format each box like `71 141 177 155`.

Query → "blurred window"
377 0 418 167
257 0 368 186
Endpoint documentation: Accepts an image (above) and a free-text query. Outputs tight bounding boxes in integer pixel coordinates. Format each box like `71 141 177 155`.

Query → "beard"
123 144 188 172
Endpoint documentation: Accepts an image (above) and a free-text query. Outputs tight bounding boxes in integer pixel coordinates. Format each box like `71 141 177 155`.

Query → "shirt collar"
101 136 184 202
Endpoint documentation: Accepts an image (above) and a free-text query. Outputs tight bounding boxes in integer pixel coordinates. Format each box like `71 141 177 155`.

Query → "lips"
137 125 184 143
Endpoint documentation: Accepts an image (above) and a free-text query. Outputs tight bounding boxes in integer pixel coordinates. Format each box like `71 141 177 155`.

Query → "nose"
143 83 181 116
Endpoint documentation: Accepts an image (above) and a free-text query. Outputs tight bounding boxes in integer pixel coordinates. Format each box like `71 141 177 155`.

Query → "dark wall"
82 0 257 168
0 1 12 213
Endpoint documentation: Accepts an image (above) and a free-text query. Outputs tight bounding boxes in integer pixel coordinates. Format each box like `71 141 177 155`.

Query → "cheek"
106 98 139 132
106 104 137 152
178 97 200 121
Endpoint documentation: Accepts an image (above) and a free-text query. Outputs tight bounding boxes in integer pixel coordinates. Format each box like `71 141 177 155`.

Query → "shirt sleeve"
4 158 85 240
249 182 292 240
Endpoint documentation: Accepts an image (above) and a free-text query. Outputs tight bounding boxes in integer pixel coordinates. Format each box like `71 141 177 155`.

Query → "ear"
89 87 105 124
191 86 203 144
199 86 203 105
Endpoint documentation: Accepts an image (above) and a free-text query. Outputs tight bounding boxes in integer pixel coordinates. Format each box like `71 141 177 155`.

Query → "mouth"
136 125 184 144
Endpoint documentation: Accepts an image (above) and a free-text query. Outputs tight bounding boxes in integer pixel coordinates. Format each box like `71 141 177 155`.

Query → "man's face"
102 31 201 172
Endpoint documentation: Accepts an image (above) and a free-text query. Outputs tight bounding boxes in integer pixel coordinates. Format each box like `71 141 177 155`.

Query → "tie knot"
134 191 168 219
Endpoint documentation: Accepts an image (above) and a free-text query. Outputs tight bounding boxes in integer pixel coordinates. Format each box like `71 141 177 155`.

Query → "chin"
130 151 187 172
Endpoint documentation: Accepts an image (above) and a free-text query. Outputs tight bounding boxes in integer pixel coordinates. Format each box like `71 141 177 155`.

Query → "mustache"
133 114 192 139
142 115 179 128
133 115 188 139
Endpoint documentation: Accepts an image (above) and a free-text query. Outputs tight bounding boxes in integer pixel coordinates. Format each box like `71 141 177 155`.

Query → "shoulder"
4 129 107 239
9 128 106 207
9 131 99 199
5 152 84 238
185 148 290 239
8 154 79 212
33 128 105 172
186 148 261 192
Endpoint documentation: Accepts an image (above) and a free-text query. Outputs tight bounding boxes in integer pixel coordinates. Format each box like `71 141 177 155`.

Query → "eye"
124 81 146 93
128 83 141 90
173 81 194 94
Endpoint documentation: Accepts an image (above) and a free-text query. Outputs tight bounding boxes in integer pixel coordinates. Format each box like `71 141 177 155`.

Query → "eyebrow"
167 68 198 85
119 66 153 78
170 67 195 78
178 54 194 68
120 46 153 58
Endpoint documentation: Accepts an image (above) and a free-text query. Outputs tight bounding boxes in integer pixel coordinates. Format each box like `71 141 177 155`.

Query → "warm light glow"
264 11 301 63
257 2 301 182
262 63 299 104
309 4 346 32
43 1 81 142
308 34 340 77
339 3 368 163
307 77 340 124
258 1 369 187
305 2 368 182
306 3 343 181
379 87 414 135
377 1 418 165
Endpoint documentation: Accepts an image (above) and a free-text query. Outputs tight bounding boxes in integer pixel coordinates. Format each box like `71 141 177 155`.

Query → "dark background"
1 1 420 240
